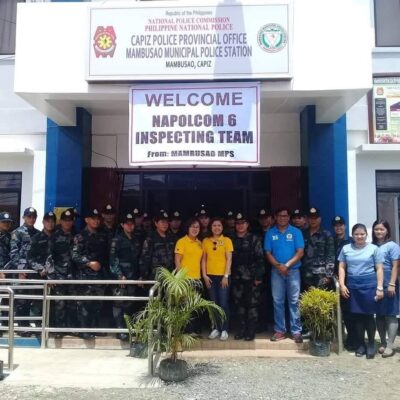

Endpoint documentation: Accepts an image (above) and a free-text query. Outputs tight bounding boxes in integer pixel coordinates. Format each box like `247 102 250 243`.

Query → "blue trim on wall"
45 108 92 213
300 106 349 231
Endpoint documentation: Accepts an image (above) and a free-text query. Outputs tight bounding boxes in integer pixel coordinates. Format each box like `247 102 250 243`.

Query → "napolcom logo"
257 23 287 53
93 26 117 58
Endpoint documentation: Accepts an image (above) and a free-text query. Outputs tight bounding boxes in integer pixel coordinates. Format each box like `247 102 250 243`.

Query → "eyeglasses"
212 241 217 250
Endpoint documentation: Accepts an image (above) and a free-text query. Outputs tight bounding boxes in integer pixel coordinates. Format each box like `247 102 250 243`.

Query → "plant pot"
129 342 148 358
158 358 188 382
309 339 331 357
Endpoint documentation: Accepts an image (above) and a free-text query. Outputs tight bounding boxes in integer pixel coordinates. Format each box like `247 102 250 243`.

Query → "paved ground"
1 346 399 399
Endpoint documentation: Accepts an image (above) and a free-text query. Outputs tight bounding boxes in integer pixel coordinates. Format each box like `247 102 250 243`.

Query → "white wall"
91 112 301 168
0 59 47 225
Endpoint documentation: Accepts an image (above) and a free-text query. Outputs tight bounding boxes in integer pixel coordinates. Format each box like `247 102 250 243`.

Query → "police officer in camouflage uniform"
231 212 265 341
223 210 235 239
0 211 13 337
72 208 108 340
8 207 40 336
27 211 56 328
169 211 184 241
197 205 211 241
132 208 147 246
110 213 141 340
139 210 176 280
47 209 76 337
100 204 117 245
291 209 308 231
302 207 335 290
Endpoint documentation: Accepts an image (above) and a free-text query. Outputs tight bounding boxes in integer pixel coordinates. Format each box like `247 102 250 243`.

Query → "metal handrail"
0 274 157 351
147 281 161 376
0 287 15 372
332 276 343 354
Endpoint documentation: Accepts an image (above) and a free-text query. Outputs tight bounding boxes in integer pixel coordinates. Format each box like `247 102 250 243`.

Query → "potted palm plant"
299 287 339 357
126 267 225 382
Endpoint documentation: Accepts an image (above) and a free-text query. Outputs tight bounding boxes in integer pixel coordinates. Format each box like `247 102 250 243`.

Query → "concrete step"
1 332 311 351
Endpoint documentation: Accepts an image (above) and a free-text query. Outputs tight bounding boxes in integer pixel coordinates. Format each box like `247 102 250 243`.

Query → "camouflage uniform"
72 227 109 329
27 230 53 321
48 229 75 328
302 228 335 289
0 229 11 334
139 231 176 280
9 224 40 327
231 232 265 337
109 230 141 328
0 230 11 269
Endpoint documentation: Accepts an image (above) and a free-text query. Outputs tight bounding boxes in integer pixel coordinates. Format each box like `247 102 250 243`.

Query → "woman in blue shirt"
338 223 384 359
372 219 400 358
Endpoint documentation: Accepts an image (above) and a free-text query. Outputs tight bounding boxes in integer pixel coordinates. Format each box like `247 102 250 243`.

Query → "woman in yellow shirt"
202 217 233 341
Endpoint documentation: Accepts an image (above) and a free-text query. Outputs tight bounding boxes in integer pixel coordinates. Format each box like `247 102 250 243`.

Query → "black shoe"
234 333 245 340
244 334 255 341
116 333 129 341
366 343 375 359
355 345 366 357
54 333 65 339
80 333 95 340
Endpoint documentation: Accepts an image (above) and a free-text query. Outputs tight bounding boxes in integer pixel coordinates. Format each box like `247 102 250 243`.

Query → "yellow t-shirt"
175 235 203 279
202 235 234 276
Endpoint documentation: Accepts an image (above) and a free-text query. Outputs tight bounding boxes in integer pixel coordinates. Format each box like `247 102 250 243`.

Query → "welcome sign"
129 82 260 165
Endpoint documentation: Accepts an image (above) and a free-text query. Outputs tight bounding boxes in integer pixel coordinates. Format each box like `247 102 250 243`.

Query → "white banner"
129 82 260 165
88 1 291 80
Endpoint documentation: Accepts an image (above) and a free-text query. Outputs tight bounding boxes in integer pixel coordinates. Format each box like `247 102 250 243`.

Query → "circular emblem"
257 23 287 53
66 211 71 216
133 208 139 214
106 204 112 210
163 212 168 218
200 210 206 215
260 209 266 215
93 26 117 58
49 212 54 216
4 213 9 219
335 216 340 221
127 213 133 219
29 207 35 212
93 209 99 215
237 213 243 219
174 211 180 217
294 209 300 214
310 208 316 213
228 211 233 216
143 213 148 218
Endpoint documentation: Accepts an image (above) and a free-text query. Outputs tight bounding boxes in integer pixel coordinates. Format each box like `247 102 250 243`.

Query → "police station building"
4 0 397 233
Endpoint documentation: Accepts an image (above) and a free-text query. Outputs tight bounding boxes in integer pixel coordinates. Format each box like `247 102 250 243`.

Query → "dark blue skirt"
375 271 399 316
347 273 377 315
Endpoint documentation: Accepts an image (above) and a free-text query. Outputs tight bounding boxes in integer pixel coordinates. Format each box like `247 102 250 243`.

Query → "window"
376 171 400 243
375 0 400 47
0 1 25 55
0 172 22 225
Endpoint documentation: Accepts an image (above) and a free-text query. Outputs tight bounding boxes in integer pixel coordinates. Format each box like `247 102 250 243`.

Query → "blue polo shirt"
264 224 304 269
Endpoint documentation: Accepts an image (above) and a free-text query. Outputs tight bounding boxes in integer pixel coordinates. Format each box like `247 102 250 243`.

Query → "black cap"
43 211 56 221
121 213 135 223
258 209 272 218
84 208 100 218
132 208 142 217
197 205 209 218
61 209 75 221
142 212 150 221
235 212 249 222
0 211 13 222
170 211 182 220
154 210 169 221
102 204 115 215
292 209 306 218
332 215 346 226
225 210 235 220
307 207 320 218
23 207 37 217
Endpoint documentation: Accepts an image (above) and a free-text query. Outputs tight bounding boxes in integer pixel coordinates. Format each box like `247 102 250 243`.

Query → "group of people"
0 203 398 359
